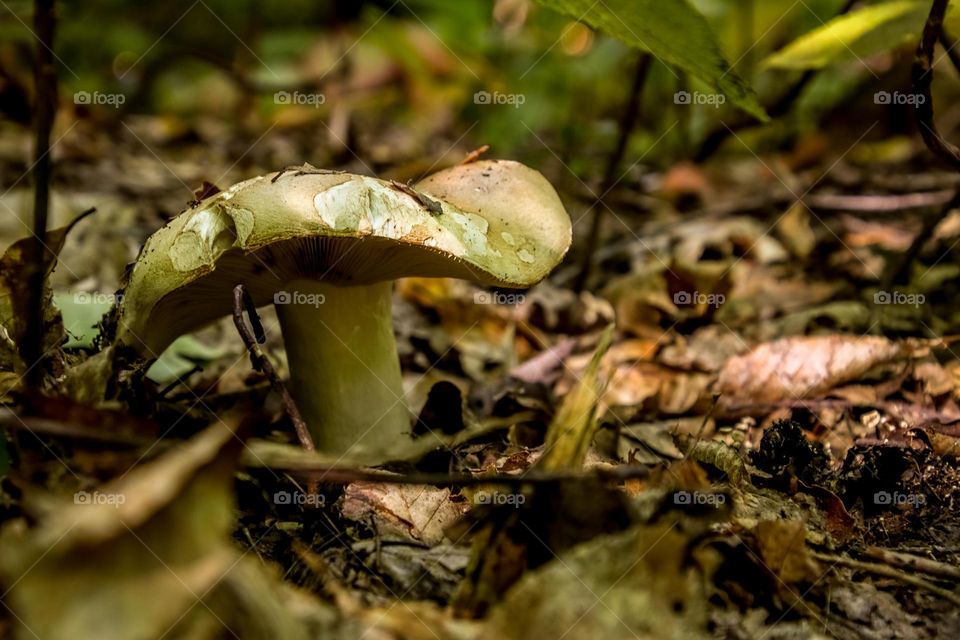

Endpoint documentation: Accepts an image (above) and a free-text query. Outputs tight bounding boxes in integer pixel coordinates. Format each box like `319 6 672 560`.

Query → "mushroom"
111 161 571 457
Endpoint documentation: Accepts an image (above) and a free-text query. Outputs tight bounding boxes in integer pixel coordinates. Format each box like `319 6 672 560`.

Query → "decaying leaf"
752 520 822 586
0 214 91 375
776 202 817 259
539 325 614 471
717 335 937 405
341 482 470 546
483 524 715 640
0 417 311 640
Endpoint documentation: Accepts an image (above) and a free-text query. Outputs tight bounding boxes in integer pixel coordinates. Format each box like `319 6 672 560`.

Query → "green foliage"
53 292 112 349
532 0 767 120
764 0 960 70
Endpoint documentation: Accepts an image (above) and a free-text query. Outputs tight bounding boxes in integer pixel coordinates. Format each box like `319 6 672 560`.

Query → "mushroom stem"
274 279 410 457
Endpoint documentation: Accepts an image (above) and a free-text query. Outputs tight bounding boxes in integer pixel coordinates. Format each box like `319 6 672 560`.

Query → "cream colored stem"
274 279 410 457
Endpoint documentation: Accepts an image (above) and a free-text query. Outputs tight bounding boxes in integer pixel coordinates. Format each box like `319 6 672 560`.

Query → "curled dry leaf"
0 220 82 375
341 482 470 546
717 335 938 405
0 418 313 640
605 363 714 417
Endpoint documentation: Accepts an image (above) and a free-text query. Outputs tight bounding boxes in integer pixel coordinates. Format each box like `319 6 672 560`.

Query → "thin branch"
881 188 960 287
861 546 960 582
812 551 960 607
574 52 653 292
232 284 315 452
281 461 652 487
158 363 203 397
24 0 57 387
937 28 960 76
913 0 960 170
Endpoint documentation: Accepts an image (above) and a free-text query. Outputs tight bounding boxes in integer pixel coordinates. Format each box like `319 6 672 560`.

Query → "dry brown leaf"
913 362 955 397
605 363 663 408
753 519 821 585
602 269 676 340
605 363 713 416
483 524 713 640
776 202 816 259
0 418 312 640
841 214 915 250
722 266 838 325
659 325 748 373
341 482 469 546
717 335 937 405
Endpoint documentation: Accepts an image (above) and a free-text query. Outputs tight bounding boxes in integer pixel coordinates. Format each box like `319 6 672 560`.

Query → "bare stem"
913 0 960 170
574 53 652 292
232 284 315 452
24 0 57 386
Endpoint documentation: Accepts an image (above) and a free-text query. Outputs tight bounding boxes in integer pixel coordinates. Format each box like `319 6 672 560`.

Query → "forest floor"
1 113 959 639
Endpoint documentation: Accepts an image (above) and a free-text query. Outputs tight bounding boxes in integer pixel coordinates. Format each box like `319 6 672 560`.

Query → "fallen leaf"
483 524 714 640
0 417 311 640
717 335 936 405
753 520 821 585
539 325 613 471
0 214 91 374
341 482 469 546
776 202 816 259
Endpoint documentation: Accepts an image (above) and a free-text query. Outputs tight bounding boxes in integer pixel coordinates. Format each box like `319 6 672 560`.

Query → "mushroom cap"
114 161 571 356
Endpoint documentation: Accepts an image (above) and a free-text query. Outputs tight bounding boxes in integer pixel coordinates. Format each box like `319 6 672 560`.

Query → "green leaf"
763 0 934 70
146 335 229 384
53 291 114 349
533 0 767 120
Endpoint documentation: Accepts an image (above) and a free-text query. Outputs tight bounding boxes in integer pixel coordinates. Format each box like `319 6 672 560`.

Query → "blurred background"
2 0 960 386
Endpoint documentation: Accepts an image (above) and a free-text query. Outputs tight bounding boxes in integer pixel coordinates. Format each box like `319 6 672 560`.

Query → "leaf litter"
3 101 960 640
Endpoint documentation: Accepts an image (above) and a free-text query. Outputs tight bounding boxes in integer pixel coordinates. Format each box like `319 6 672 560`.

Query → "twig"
158 363 203 397
696 71 814 162
461 145 490 165
738 0 755 78
682 393 720 462
938 29 960 78
508 337 577 384
232 284 315 452
288 463 653 487
862 546 960 582
24 0 57 387
881 189 960 287
805 189 955 212
574 52 653 292
812 551 960 607
913 0 960 170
